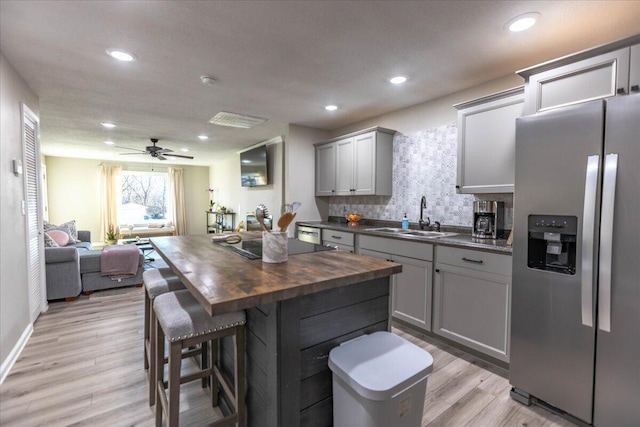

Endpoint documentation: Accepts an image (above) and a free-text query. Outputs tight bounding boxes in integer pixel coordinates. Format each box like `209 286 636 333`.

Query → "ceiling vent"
208 112 268 129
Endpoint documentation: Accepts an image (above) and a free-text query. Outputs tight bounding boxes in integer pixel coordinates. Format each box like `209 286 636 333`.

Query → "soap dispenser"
402 213 409 229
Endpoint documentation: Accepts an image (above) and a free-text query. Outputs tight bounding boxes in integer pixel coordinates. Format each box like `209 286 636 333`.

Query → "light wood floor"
0 286 577 427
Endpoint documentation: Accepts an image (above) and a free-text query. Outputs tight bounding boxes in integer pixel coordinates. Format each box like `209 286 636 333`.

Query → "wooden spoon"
278 212 296 232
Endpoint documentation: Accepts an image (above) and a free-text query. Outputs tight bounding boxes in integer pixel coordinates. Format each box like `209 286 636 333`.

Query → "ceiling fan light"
325 105 338 111
389 76 407 85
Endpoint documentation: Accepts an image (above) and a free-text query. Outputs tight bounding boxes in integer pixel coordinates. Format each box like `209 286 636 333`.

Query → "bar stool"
143 268 186 405
154 289 246 427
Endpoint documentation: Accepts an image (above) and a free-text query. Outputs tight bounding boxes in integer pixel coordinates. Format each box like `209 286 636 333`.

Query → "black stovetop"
214 237 334 260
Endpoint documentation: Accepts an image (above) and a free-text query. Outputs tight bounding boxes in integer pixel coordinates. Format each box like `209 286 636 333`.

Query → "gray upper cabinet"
315 127 395 196
454 87 524 194
518 35 640 115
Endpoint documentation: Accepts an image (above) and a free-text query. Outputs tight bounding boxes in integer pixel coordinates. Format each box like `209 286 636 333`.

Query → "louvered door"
23 105 45 322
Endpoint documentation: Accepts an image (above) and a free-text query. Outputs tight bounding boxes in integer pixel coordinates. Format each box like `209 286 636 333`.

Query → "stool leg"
155 319 165 427
210 339 219 407
149 304 157 406
201 340 209 389
235 326 246 427
168 341 182 427
144 290 150 370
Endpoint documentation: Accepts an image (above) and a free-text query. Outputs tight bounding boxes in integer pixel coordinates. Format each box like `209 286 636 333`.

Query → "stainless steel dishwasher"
297 225 321 245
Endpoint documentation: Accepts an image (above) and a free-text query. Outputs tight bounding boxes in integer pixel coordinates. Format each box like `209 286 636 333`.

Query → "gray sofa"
44 230 144 301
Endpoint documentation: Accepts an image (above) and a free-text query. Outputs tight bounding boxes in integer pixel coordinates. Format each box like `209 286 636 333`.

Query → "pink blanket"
101 245 140 278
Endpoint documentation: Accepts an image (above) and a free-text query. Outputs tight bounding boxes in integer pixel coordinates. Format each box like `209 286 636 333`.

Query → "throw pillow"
47 229 70 247
44 219 80 242
44 232 59 248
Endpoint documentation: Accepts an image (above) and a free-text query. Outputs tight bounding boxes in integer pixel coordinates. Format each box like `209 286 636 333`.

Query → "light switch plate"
13 159 23 175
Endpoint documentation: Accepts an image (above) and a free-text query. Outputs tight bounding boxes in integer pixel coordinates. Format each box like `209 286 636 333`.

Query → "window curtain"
168 167 187 235
100 164 122 241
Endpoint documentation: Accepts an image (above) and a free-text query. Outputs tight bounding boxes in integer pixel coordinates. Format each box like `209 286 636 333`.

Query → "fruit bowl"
345 213 362 227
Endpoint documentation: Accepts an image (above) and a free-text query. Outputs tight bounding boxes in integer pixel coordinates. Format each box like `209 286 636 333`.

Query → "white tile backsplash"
328 123 513 229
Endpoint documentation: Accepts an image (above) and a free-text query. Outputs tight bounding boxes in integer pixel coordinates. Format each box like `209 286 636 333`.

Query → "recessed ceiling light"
180 148 190 153
104 140 115 145
101 122 116 128
505 12 540 32
198 135 209 140
325 105 338 111
106 49 137 62
390 76 407 85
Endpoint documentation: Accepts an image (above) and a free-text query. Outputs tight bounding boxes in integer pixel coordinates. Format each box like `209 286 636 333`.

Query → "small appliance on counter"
472 201 504 239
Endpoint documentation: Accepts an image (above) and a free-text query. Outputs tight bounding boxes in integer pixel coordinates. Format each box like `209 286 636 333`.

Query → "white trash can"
328 331 434 427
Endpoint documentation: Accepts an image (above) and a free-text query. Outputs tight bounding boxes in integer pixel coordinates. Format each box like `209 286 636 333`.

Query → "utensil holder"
262 231 288 263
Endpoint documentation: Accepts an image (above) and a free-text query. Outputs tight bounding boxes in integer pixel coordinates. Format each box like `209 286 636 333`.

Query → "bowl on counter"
345 213 362 227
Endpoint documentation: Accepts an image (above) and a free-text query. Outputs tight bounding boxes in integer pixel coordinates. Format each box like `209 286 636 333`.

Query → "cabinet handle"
435 269 440 273
631 85 640 92
616 88 626 95
331 235 342 239
462 257 484 264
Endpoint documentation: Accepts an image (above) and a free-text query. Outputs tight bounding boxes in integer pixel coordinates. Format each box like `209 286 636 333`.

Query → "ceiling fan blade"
114 145 145 153
157 155 168 160
164 153 194 159
157 148 173 154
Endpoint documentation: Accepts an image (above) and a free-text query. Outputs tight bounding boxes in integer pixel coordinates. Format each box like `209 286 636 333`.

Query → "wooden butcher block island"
151 234 402 427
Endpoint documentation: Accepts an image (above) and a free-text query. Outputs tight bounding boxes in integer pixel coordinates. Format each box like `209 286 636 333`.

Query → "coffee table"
118 238 156 262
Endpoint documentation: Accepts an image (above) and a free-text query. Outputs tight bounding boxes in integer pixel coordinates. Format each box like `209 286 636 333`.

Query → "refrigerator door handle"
598 153 618 332
581 155 599 327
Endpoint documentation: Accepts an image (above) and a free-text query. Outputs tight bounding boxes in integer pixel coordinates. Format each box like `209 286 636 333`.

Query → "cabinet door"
391 254 433 331
433 264 510 362
630 44 640 94
526 47 630 114
335 137 354 195
353 131 376 195
315 143 335 196
456 88 523 193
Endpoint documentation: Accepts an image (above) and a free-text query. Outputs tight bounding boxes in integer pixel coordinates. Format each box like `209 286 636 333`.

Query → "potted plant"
105 228 118 245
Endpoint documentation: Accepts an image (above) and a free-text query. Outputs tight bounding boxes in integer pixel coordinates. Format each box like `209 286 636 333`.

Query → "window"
119 171 171 225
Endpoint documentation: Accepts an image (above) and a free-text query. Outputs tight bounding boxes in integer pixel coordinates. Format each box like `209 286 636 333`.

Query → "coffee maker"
472 201 504 239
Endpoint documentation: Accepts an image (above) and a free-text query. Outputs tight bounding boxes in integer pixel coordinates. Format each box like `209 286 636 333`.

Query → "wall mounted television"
240 145 269 187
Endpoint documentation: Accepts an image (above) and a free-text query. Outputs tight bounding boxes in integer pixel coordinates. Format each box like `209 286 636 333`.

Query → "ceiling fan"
116 138 194 160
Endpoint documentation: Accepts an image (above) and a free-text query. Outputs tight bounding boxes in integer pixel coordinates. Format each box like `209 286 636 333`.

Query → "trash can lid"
328 331 434 401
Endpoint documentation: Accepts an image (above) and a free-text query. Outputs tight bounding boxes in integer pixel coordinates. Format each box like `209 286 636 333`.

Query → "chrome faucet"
419 196 430 230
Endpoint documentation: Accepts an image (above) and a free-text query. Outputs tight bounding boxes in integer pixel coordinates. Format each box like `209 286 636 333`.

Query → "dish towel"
101 245 140 279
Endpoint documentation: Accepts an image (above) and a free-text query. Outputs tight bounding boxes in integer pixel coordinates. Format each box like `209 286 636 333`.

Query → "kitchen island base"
217 277 390 427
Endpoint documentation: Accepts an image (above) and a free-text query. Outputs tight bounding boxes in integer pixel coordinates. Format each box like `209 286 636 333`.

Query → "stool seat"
154 290 246 342
154 289 246 426
143 269 184 298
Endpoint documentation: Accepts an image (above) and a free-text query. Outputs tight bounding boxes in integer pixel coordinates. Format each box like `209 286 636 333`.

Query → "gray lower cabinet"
359 235 433 331
322 229 354 253
433 246 512 362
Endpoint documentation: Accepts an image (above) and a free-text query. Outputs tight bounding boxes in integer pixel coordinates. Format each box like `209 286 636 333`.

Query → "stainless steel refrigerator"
510 94 640 427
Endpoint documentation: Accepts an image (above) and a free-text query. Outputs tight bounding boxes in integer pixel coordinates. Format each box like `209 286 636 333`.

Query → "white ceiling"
1 1 639 166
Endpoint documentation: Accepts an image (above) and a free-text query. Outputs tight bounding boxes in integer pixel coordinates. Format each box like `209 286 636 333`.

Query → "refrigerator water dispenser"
527 215 577 275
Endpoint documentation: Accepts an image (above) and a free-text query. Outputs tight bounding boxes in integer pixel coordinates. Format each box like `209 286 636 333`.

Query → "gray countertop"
296 220 513 255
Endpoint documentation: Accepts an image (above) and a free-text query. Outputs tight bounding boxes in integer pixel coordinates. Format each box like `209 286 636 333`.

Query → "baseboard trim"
0 323 33 385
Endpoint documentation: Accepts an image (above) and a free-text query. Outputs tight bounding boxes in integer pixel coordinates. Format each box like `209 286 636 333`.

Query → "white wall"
330 74 523 138
45 157 211 240
0 52 39 371
285 125 331 232
211 140 284 231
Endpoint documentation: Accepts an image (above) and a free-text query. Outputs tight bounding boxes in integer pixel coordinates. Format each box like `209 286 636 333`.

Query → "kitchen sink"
368 228 457 239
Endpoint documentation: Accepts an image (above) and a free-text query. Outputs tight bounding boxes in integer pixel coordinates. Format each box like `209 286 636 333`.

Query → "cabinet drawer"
359 235 433 262
322 229 354 246
437 246 511 276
